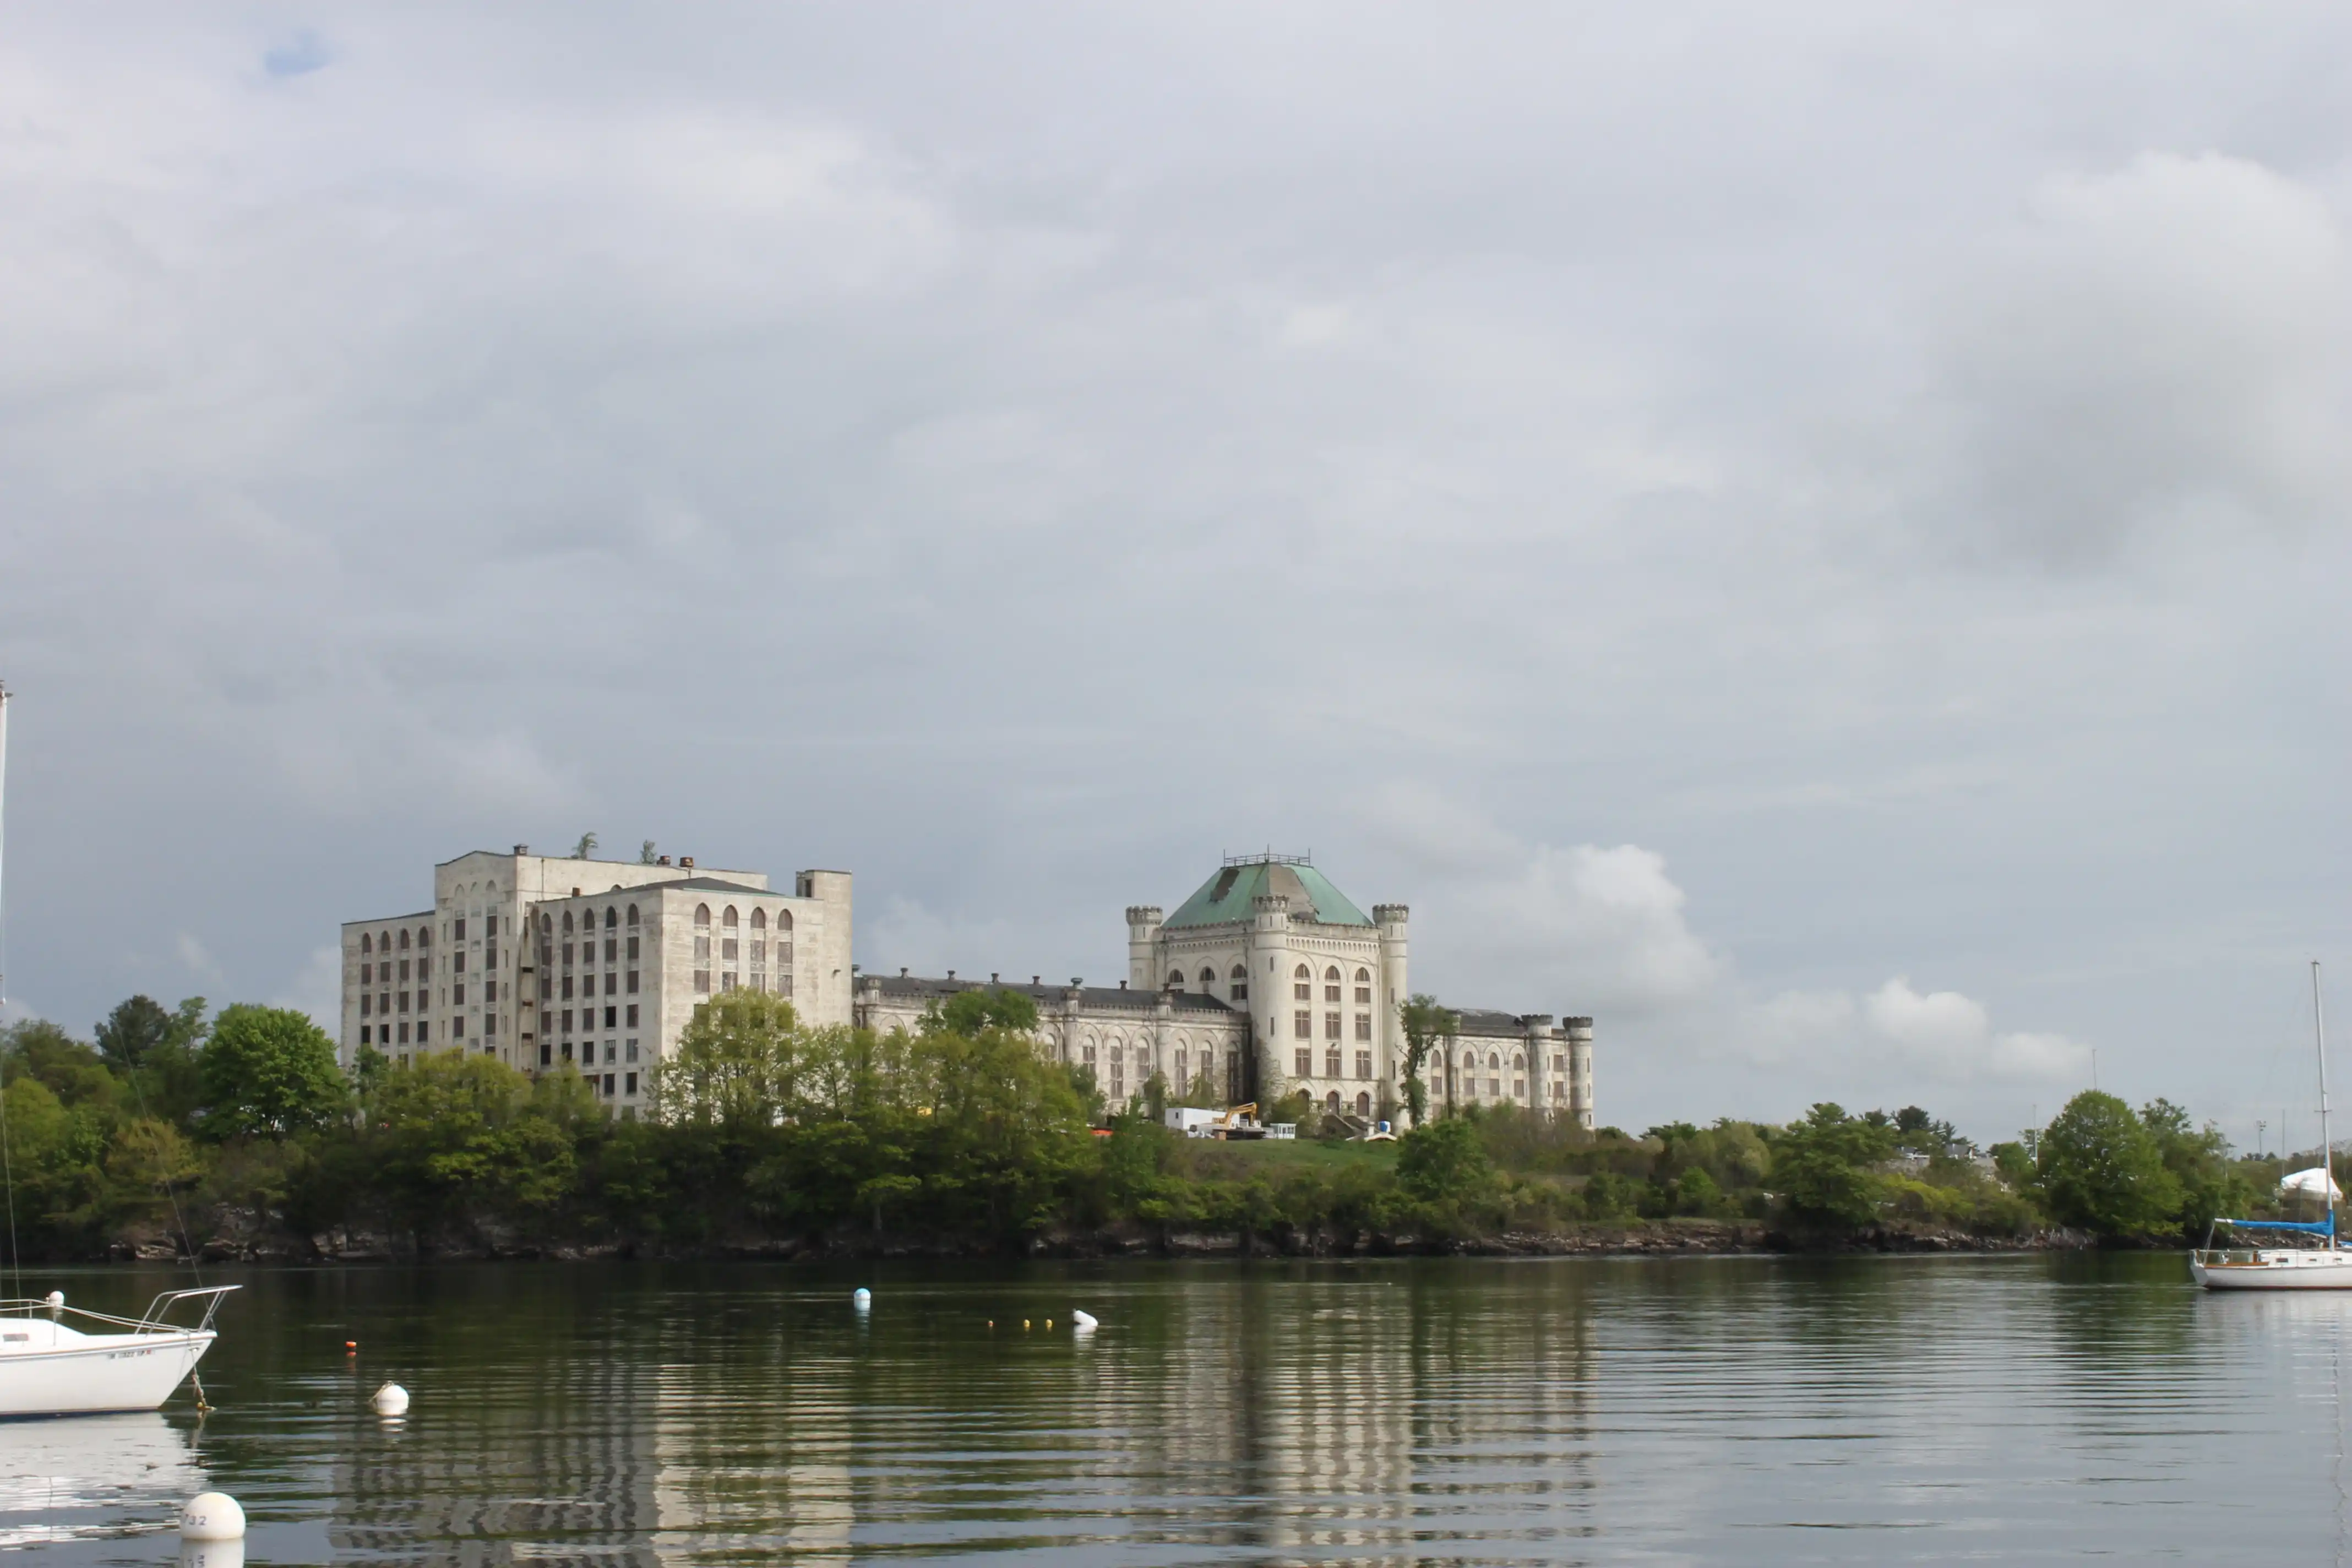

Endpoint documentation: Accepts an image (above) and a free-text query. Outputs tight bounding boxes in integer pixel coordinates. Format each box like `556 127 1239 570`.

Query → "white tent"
2279 1166 2344 1200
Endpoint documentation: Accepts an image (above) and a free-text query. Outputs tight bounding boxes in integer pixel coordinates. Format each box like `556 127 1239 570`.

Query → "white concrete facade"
858 852 1597 1128
339 846 851 1114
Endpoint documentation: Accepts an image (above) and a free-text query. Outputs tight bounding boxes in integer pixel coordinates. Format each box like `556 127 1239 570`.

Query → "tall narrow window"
1324 1047 1341 1077
1293 1010 1311 1038
1294 1048 1312 1077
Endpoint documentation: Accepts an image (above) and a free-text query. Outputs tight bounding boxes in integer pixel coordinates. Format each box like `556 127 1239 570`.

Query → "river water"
6 1253 2349 1564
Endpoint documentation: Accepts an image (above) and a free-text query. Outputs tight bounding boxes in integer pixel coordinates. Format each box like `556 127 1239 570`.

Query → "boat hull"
2192 1256 2352 1291
0 1331 215 1418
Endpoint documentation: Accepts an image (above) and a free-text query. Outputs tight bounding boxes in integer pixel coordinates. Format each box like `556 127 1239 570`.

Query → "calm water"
6 1254 2351 1564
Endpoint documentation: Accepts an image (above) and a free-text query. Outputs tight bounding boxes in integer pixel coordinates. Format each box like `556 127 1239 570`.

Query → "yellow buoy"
1022 1319 1031 1330
1044 1319 1053 1330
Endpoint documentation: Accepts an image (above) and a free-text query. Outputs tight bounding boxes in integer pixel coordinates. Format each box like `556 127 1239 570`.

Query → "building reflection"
320 1265 1598 1565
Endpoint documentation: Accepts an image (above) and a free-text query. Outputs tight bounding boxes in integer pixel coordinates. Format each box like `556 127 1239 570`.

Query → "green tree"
1772 1103 1895 1231
199 1004 347 1138
923 987 1041 1038
651 990 803 1129
1396 994 1458 1127
1397 1114 1494 1205
2034 1091 2183 1239
352 1053 584 1228
573 831 598 859
639 840 659 864
2137 1096 2251 1239
95 996 173 1070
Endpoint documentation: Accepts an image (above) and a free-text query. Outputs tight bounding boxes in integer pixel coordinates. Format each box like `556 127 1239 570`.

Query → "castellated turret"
1564 1016 1596 1130
1126 905 1163 989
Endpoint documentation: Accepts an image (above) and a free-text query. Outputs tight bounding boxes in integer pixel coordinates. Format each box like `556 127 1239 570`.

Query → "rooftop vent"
680 856 694 869
658 854 672 866
1032 975 1041 986
514 843 529 855
900 966 909 978
947 970 956 981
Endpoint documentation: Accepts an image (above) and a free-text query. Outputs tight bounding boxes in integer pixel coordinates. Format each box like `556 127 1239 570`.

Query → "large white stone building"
337 846 852 1113
854 852 1595 1128
342 846 1593 1127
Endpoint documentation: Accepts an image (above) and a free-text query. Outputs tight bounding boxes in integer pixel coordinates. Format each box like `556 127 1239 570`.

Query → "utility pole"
2258 1119 2268 1159
2091 1046 2099 1093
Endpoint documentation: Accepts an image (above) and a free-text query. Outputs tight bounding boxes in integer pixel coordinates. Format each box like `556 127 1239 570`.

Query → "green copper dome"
1162 856 1374 929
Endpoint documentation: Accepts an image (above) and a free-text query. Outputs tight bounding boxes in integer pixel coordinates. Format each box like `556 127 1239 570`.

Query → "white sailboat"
0 1288 236 1418
2191 961 2352 1289
0 684 239 1410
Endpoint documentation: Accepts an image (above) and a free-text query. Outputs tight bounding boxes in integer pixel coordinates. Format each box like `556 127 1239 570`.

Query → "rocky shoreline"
87 1215 2097 1266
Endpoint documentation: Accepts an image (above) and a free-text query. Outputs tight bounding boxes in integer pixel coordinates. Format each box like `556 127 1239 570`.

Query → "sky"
3 4 2350 1147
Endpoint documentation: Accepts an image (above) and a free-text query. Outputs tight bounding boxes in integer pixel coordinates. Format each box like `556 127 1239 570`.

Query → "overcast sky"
4 5 2349 1146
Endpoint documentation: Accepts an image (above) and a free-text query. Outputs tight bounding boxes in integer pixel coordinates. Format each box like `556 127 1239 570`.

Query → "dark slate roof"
1163 857 1374 929
536 875 776 901
1453 1008 1554 1039
864 973 1240 1016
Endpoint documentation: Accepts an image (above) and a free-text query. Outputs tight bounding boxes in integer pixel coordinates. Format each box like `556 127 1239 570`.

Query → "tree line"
0 986 2279 1260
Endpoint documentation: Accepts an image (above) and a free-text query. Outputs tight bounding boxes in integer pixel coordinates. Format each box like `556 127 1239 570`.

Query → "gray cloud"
3 4 2350 1141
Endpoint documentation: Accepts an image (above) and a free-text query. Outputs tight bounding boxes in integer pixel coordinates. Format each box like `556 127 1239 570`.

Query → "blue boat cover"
2219 1217 2336 1235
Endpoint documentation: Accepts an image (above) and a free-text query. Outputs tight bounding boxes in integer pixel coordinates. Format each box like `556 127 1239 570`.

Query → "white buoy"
853 1288 872 1309
1071 1310 1098 1331
179 1542 246 1568
179 1492 246 1541
371 1382 409 1416
43 1291 63 1309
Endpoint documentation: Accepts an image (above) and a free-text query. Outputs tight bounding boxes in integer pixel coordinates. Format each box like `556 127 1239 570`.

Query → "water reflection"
0 1412 202 1550
23 1256 2352 1564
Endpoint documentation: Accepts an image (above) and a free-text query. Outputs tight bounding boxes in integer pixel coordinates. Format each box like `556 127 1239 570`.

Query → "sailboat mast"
2316 959 2332 1244
0 680 8 1008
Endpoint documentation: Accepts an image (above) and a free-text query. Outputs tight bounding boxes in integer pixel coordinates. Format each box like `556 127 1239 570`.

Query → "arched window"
695 905 711 927
399 929 410 950
1488 1052 1501 1070
562 911 574 934
1231 964 1246 980
1168 970 1185 989
1514 1053 1526 1070
626 905 639 925
1354 967 1369 982
417 927 431 948
1355 1091 1372 1118
751 908 766 930
604 907 617 929
540 913 552 933
1198 967 1215 986
1325 1091 1341 1113
1294 963 1310 979
722 906 739 928
779 910 794 932
360 933 372 954
1325 966 1340 981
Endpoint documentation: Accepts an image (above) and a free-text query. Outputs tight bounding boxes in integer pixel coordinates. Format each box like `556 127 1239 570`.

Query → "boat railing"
0 1284 237 1336
2193 1248 2266 1267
